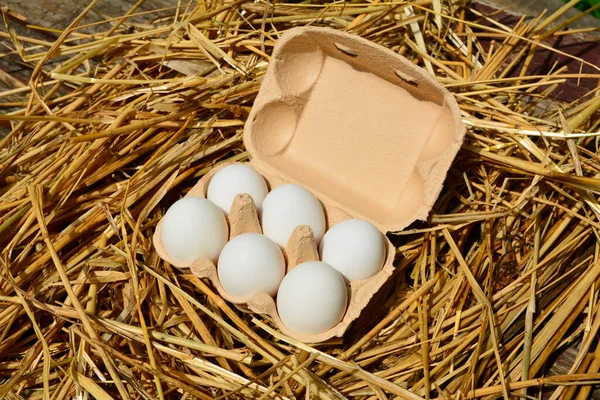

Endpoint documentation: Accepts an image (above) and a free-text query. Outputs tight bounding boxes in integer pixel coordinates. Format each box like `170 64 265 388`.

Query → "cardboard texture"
153 26 465 342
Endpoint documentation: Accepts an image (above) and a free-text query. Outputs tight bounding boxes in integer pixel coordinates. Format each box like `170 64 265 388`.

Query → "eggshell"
161 196 228 264
276 261 348 335
261 184 326 247
217 233 285 299
207 163 268 216
319 219 386 281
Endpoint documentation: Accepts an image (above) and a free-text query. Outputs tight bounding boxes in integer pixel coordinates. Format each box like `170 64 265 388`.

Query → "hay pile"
1 1 600 399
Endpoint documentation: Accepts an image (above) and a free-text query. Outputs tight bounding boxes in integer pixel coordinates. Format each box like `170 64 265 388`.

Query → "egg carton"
154 168 396 342
154 26 465 343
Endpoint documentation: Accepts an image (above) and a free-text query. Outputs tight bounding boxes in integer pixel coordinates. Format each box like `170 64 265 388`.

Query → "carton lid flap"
244 27 465 232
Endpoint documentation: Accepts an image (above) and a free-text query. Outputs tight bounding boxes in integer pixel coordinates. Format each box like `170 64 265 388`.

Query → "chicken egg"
261 184 326 247
161 196 228 264
217 233 286 299
207 163 269 215
277 261 347 335
319 219 386 281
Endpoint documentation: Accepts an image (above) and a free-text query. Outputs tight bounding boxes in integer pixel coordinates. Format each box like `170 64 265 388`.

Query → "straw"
1 0 599 398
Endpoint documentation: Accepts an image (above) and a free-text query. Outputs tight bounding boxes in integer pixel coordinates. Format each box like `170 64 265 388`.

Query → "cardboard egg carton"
153 26 465 343
155 180 396 342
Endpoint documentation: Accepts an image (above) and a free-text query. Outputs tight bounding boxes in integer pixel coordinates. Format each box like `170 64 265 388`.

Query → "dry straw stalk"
0 0 599 399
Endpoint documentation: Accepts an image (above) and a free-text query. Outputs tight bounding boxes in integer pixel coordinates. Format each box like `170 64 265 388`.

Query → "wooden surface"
477 0 599 32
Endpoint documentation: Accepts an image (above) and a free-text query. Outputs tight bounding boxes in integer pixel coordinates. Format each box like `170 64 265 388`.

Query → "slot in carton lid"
244 27 465 233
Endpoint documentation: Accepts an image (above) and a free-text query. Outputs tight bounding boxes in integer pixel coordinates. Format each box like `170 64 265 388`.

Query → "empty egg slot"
275 38 325 96
250 101 298 157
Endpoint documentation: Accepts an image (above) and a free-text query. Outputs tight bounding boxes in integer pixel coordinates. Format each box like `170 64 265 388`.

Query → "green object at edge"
562 0 600 19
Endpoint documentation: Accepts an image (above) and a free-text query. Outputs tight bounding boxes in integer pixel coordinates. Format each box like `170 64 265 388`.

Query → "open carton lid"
244 27 465 233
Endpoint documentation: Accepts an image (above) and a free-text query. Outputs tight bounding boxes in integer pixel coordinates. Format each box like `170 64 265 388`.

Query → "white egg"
217 233 285 299
319 219 386 281
261 184 326 247
207 163 268 215
161 196 228 264
277 261 347 335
